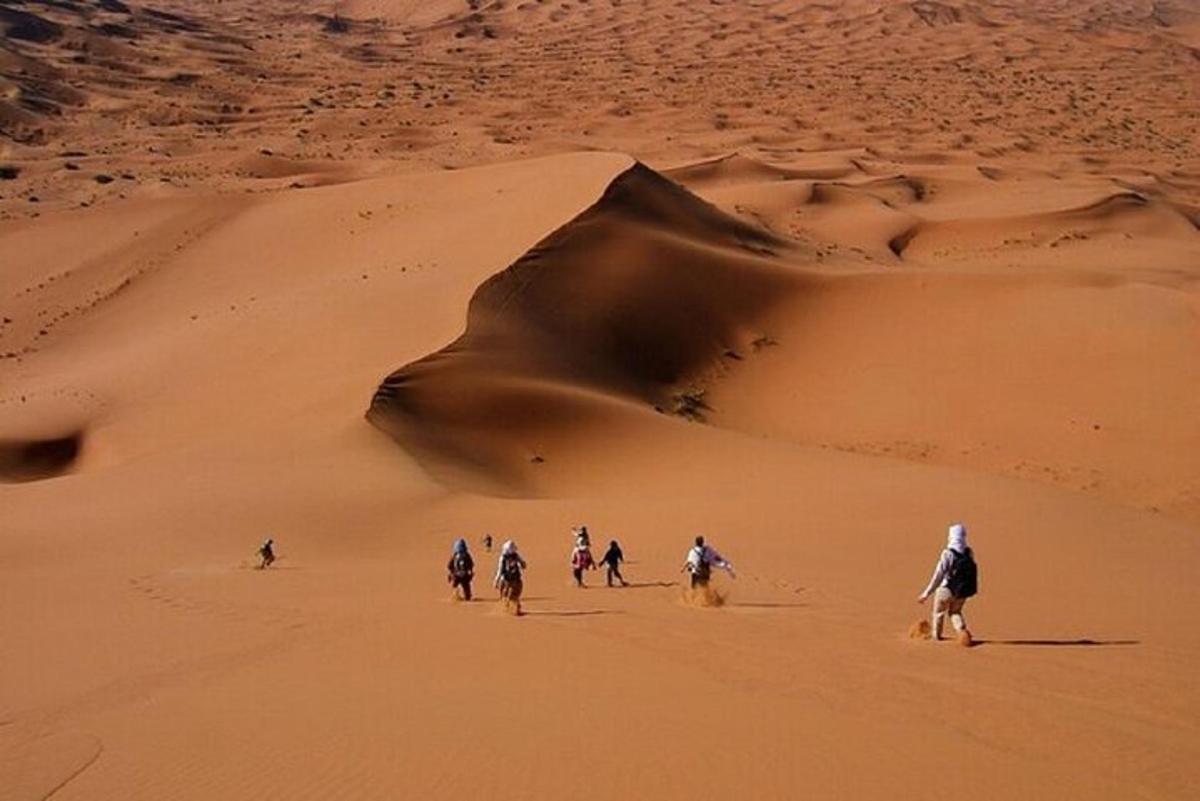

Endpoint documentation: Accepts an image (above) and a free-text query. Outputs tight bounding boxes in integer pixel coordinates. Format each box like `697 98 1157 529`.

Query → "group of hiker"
447 536 530 611
444 526 626 615
568 526 628 588
260 522 978 642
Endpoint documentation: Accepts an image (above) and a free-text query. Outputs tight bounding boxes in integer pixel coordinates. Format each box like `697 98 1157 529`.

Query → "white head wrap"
947 523 967 553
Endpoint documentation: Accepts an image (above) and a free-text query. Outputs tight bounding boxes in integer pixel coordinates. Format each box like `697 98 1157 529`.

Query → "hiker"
573 525 591 549
682 535 735 588
571 540 596 587
917 523 977 644
482 533 493 552
494 540 528 614
599 539 628 587
257 538 276 570
447 538 475 600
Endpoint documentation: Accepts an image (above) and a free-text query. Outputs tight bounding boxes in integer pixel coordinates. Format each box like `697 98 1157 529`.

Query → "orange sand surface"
3 2 1199 799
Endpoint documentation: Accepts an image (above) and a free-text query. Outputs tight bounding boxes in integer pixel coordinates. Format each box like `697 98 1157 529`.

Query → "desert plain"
2 1 1200 799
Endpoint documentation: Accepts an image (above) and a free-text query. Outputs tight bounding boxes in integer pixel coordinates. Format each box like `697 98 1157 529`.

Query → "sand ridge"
2 0 1198 215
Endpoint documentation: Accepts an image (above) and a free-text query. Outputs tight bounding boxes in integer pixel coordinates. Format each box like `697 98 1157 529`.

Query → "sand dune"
367 160 1200 517
3 1 1200 799
368 162 797 490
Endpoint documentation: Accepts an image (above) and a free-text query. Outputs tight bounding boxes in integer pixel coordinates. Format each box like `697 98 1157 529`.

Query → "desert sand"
3 1 1200 799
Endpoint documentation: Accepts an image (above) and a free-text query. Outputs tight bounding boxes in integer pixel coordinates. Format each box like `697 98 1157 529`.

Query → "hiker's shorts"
932 587 967 637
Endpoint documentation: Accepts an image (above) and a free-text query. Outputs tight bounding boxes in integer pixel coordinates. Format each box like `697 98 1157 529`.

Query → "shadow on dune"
0 431 83 483
974 638 1139 648
727 602 808 609
522 609 621 618
366 161 801 493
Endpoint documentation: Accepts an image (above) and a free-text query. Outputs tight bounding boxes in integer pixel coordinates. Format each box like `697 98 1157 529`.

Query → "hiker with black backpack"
447 538 475 601
917 523 977 645
682 535 735 589
494 540 528 615
599 539 628 587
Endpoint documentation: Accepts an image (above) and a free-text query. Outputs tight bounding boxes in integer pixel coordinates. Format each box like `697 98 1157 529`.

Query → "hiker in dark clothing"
257 538 276 570
482 533 493 552
494 540 527 615
447 538 475 601
917 523 978 645
599 540 628 587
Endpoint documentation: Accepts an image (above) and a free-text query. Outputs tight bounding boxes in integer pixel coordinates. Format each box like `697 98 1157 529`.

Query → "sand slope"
3 1 1200 800
4 153 1198 800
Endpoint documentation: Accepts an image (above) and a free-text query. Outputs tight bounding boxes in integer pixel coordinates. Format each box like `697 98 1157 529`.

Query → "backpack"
501 553 522 582
451 552 472 578
946 548 978 598
689 547 711 580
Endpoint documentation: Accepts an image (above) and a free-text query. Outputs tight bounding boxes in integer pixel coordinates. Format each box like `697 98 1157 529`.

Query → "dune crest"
366 162 796 490
365 158 1200 516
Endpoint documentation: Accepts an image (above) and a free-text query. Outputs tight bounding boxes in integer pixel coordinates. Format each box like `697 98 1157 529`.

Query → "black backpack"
946 548 978 598
501 553 522 581
452 553 472 578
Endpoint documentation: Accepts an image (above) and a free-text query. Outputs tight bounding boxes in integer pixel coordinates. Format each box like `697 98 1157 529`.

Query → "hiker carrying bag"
501 553 522 582
946 548 978 598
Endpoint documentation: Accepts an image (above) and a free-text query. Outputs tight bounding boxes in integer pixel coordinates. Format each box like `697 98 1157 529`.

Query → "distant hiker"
599 539 628 587
447 538 475 601
573 525 591 549
483 533 493 552
682 535 735 588
494 540 528 614
571 541 596 587
917 523 977 645
257 538 276 570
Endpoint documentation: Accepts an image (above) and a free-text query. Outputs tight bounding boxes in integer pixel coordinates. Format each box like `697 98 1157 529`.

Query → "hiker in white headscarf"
573 525 591 549
917 523 978 643
682 535 735 589
494 540 528 614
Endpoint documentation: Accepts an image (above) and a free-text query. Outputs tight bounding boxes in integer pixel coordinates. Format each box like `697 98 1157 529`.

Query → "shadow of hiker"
622 581 678 589
522 610 622 618
727 602 808 609
974 638 1139 647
